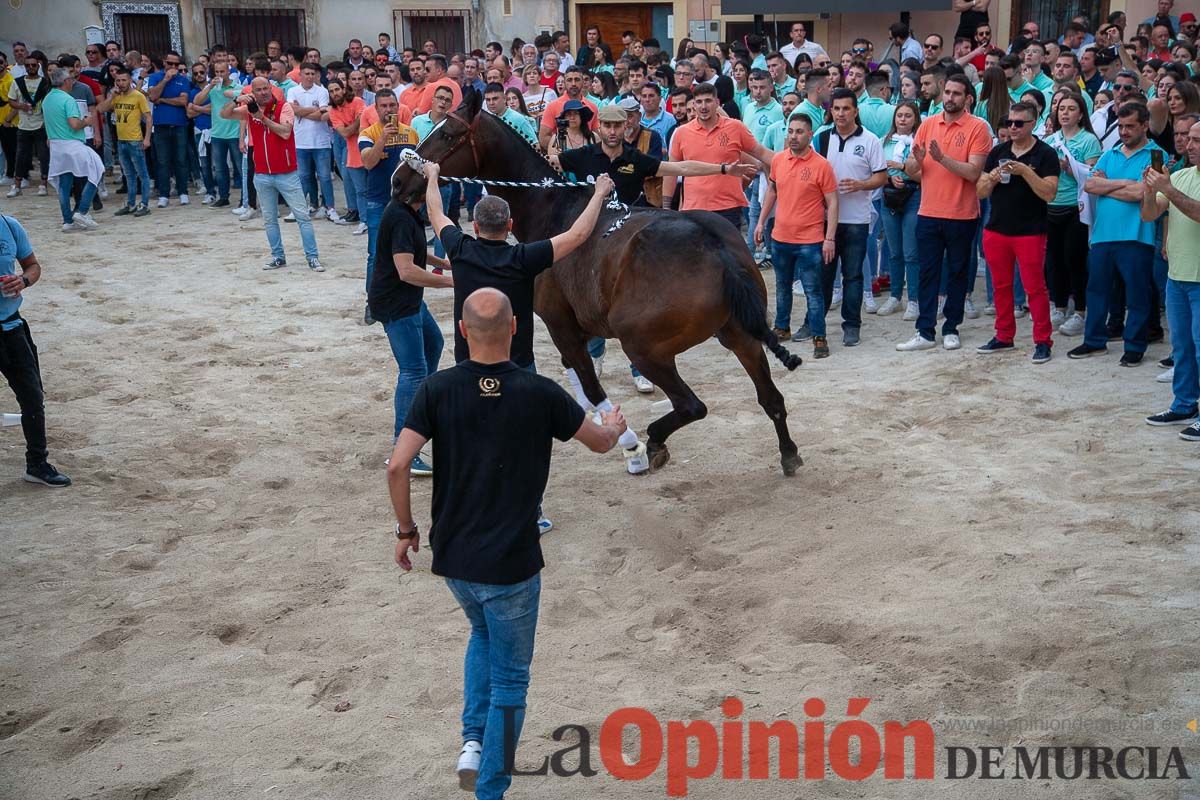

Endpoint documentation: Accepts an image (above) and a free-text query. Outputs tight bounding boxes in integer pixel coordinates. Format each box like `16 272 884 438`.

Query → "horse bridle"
428 111 481 174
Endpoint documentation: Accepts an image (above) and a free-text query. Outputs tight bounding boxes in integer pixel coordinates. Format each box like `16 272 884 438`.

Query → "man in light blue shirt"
858 70 895 139
1072 103 1163 364
0 214 71 487
740 70 784 260
637 83 674 151
889 22 924 64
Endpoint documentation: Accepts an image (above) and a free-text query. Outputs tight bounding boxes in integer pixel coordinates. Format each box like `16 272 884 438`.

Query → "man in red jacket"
221 77 323 272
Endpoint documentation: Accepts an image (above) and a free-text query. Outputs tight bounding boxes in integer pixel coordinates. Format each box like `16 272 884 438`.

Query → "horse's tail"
719 248 802 371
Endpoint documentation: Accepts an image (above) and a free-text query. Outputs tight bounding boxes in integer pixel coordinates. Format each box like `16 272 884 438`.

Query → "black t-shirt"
983 139 1061 236
404 360 586 585
440 226 556 367
368 201 426 322
558 142 662 205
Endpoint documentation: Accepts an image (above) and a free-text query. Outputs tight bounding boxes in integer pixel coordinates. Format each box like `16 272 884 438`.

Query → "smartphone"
1151 150 1164 173
387 113 398 127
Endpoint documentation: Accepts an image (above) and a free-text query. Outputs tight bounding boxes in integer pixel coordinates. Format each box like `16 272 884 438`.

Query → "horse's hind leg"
716 322 802 476
625 353 707 471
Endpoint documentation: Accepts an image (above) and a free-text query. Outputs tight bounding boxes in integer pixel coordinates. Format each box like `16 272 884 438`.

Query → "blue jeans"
1167 278 1200 415
152 124 189 198
880 189 920 301
209 136 242 202
296 147 334 210
254 171 319 261
586 337 641 377
193 132 215 197
444 573 541 800
346 166 367 218
382 302 443 438
1085 241 1153 353
365 198 385 293
916 215 977 339
770 239 824 334
863 199 883 286
746 179 763 253
823 223 868 333
464 183 483 216
57 175 96 223
331 135 356 211
117 140 151 207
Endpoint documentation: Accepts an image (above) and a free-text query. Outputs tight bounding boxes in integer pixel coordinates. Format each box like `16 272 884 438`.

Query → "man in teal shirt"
796 68 830 131
42 67 103 231
858 70 895 139
193 59 242 207
270 58 297 94
919 67 945 118
1070 103 1162 364
741 70 783 260
766 53 796 100
1021 40 1054 93
483 82 536 141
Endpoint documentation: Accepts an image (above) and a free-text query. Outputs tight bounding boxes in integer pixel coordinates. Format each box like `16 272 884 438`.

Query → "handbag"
882 182 916 211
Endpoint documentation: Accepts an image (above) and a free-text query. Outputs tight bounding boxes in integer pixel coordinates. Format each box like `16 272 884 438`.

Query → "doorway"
577 3 673 56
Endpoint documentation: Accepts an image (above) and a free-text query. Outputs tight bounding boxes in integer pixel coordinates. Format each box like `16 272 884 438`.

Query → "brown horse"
392 92 803 476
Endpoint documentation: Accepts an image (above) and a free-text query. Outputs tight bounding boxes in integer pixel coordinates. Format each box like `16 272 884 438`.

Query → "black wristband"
21 275 30 287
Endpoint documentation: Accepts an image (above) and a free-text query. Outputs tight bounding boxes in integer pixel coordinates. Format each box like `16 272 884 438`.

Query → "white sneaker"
98 184 109 199
457 741 482 791
353 221 368 235
179 194 190 205
311 206 326 220
830 287 843 309
0 177 11 186
283 211 296 222
1050 308 1066 327
202 194 214 205
984 304 996 316
36 185 46 196
943 333 962 350
633 375 654 393
61 222 81 233
157 197 168 208
1059 312 1084 336
1157 367 1175 383
792 279 806 297
863 291 879 314
896 333 936 351
876 296 902 316
1013 305 1027 319
964 297 980 319
230 205 247 215
902 301 919 321
5 186 19 198
238 207 261 221
72 212 98 230
326 208 346 224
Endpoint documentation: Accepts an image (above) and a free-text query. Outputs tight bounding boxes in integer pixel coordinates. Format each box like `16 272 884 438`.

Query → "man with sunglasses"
976 101 1060 363
923 35 945 71
1093 73 1142 150
850 39 877 70
145 50 193 207
779 23 827 68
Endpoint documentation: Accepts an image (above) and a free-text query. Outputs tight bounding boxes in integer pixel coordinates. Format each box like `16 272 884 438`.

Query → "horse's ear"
460 86 483 121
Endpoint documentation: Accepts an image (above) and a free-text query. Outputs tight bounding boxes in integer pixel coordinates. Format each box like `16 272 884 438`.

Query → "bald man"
388 287 624 799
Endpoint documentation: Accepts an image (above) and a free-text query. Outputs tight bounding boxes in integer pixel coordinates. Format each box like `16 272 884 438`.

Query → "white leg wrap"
566 368 595 411
618 428 639 450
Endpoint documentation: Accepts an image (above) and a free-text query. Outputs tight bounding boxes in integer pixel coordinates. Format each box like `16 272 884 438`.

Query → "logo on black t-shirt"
479 376 501 397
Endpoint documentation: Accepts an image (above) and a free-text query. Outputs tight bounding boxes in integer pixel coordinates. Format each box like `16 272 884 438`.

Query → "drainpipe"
562 0 570 38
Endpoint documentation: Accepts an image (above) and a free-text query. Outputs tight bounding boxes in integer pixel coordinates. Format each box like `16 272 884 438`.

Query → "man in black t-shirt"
975 100 1060 363
422 162 614 368
553 103 756 205
388 288 626 799
367 189 453 475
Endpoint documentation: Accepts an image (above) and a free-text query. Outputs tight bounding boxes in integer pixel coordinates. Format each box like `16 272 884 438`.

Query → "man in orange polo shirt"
755 113 839 358
668 82 775 234
399 58 429 113
416 54 462 114
897 73 991 352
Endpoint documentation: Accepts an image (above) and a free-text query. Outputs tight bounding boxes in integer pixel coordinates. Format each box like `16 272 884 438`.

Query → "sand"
1 188 1198 800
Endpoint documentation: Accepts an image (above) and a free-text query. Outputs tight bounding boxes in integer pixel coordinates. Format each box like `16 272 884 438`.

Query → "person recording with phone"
220 77 324 272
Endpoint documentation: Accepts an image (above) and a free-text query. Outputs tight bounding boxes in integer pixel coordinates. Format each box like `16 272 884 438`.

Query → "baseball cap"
617 96 642 114
1182 12 1197 23
597 103 627 122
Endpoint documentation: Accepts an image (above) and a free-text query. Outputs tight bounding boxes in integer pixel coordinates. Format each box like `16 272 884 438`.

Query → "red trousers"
981 230 1053 346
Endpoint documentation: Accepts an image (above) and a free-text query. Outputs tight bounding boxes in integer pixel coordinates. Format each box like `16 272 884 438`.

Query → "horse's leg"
537 278 609 409
624 353 707 471
716 322 802 476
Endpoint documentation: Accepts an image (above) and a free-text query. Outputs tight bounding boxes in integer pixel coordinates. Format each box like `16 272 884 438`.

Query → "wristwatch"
395 522 419 540
20 275 30 288
720 163 727 174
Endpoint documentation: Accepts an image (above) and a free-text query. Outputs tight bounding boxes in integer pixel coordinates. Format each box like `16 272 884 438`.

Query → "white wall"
0 1 102 62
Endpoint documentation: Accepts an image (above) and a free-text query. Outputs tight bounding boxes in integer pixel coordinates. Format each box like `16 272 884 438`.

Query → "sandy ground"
0 185 1198 800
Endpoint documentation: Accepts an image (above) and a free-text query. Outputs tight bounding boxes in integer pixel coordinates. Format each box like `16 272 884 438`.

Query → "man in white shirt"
552 31 575 70
779 23 828 67
286 62 343 223
817 88 887 348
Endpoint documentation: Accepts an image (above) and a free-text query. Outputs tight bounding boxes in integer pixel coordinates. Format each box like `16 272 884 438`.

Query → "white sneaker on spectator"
943 334 962 350
5 186 19 198
457 741 482 791
353 221 368 235
0 177 11 186
72 212 98 230
1157 367 1175 383
1059 312 1084 336
202 194 214 205
36 185 46 196
964 297 980 319
327 208 346 224
179 194 190 205
230 205 246 215
283 211 296 222
311 206 326 220
238 207 261 221
792 279 805 296
633 375 654 393
863 291 879 314
99 184 109 198
1050 308 1066 327
984 303 996 316
157 197 168 208
61 222 81 233
830 286 843 309
896 333 936 351
876 296 902 316
902 301 919 321
1013 305 1027 318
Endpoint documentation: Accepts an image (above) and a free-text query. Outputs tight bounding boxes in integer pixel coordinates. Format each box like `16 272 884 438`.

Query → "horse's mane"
480 110 562 178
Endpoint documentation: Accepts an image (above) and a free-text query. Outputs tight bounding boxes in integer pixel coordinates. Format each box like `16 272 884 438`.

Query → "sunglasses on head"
1003 118 1032 127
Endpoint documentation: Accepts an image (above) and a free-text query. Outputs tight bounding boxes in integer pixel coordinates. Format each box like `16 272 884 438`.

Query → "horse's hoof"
648 443 671 471
781 452 803 476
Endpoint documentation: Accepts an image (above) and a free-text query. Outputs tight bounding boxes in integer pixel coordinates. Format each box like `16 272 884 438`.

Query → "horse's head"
391 88 483 204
